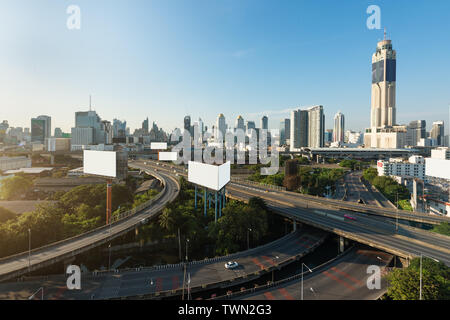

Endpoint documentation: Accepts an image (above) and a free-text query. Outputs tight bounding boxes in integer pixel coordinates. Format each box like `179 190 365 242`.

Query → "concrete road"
240 246 393 300
0 230 327 300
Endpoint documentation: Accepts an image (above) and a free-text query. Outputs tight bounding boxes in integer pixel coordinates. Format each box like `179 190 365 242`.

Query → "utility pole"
178 228 182 262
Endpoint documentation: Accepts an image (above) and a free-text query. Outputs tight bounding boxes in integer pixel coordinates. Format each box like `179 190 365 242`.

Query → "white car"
224 261 239 269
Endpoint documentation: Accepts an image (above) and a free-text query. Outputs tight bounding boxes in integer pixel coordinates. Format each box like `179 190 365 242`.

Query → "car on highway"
344 214 356 221
224 261 239 269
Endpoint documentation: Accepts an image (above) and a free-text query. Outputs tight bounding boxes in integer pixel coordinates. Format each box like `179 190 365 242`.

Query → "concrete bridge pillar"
339 236 345 253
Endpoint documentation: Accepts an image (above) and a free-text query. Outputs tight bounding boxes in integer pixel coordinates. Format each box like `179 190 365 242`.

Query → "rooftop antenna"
89 95 92 111
384 28 387 40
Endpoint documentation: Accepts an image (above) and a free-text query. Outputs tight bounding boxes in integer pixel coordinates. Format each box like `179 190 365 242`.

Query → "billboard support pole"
219 191 222 218
194 185 197 209
214 192 218 223
203 188 207 217
106 179 113 225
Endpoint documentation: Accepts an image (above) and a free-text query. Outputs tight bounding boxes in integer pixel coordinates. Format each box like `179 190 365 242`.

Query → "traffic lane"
0 231 325 299
228 189 450 265
242 247 392 300
227 186 450 257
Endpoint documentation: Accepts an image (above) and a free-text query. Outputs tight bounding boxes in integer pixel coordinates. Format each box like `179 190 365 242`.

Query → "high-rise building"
112 119 127 138
54 127 63 138
431 121 445 146
325 129 333 144
142 117 149 134
31 115 51 143
246 121 256 132
290 109 308 150
261 116 268 130
290 106 325 150
280 118 290 145
307 105 325 148
406 120 426 147
235 116 245 131
216 113 226 141
73 110 106 144
370 34 396 128
364 35 406 149
184 116 191 133
333 112 345 143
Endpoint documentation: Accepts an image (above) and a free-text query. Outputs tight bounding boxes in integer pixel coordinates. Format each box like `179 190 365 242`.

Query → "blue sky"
0 0 449 134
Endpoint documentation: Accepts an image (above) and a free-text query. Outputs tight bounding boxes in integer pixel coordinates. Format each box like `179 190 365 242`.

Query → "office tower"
364 34 406 149
197 118 204 135
235 116 245 131
54 127 63 138
280 118 290 145
308 105 325 148
370 33 396 128
333 112 345 143
216 113 226 140
246 121 256 132
325 129 333 144
113 119 127 138
406 120 426 147
184 116 191 133
142 117 149 134
74 110 105 144
431 121 445 146
290 109 308 150
31 115 51 143
102 120 113 144
261 116 268 130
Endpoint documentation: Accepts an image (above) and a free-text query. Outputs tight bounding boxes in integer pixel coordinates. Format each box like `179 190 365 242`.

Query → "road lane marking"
251 258 266 271
330 267 364 286
322 271 356 291
278 288 295 300
263 292 275 300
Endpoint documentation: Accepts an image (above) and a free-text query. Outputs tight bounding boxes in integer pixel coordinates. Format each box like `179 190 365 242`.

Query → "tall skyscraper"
142 117 149 134
371 33 396 128
235 115 245 131
290 109 308 150
364 34 406 149
406 120 426 146
246 121 256 132
216 113 226 141
280 118 290 145
333 112 345 143
431 121 445 146
31 115 51 143
184 115 191 135
113 119 127 138
307 105 325 148
261 116 268 130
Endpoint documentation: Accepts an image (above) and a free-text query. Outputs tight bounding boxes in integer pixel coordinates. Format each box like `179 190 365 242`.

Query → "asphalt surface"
0 170 180 282
0 229 327 300
240 246 393 300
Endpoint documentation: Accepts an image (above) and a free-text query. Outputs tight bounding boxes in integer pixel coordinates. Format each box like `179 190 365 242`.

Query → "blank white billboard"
426 158 450 180
159 152 177 161
188 161 230 191
83 150 116 178
151 142 167 150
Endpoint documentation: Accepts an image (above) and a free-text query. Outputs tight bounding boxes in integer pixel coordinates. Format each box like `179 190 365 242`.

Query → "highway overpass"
139 161 450 266
0 170 179 282
0 229 327 300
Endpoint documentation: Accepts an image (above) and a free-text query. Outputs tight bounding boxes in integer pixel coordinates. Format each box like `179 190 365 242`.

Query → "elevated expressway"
237 246 394 300
0 230 327 300
139 161 450 266
0 170 180 282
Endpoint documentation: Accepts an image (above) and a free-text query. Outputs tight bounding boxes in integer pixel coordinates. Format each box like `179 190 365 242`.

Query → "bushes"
0 176 33 200
363 168 410 203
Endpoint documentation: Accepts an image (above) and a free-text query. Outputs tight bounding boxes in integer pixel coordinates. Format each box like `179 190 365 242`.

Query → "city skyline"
1 1 449 134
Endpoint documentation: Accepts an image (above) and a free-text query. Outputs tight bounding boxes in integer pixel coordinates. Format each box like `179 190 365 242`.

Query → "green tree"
0 176 33 200
0 206 16 223
431 222 450 236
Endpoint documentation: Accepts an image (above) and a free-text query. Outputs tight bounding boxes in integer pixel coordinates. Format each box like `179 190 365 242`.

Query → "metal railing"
231 177 286 192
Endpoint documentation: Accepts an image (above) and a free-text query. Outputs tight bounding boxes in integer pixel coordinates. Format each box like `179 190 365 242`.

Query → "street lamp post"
420 254 439 300
247 228 252 250
28 228 31 273
301 263 313 300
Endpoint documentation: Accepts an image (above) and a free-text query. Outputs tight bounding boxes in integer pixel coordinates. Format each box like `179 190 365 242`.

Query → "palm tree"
159 208 174 232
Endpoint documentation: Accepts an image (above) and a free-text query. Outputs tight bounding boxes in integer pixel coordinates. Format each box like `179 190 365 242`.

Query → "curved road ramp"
214 245 393 300
0 229 327 300
0 171 180 283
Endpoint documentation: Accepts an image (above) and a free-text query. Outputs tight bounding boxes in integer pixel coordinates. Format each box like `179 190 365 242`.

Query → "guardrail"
231 177 286 192
0 172 168 265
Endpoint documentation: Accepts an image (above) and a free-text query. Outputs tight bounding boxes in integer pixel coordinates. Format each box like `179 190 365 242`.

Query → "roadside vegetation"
362 167 411 211
431 222 450 236
385 257 450 300
0 175 161 258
